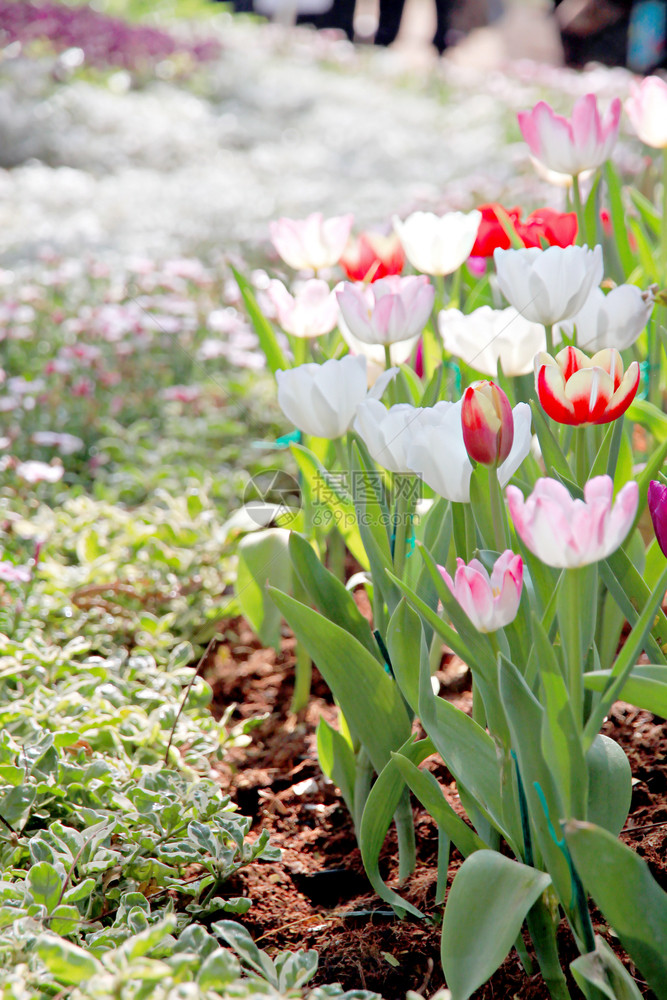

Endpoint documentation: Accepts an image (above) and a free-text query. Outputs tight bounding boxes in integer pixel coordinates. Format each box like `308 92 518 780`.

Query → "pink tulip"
648 480 667 557
535 346 640 426
461 380 514 467
506 475 638 568
336 275 434 346
438 550 523 633
518 93 621 176
625 76 667 149
269 212 353 271
266 279 339 338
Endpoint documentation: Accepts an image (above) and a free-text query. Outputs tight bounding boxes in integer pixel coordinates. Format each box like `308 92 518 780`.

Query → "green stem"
571 173 584 248
661 147 667 282
293 336 309 366
574 426 588 487
449 265 463 309
488 465 509 552
526 897 572 1000
394 788 416 882
290 642 312 714
384 343 393 372
544 322 554 357
560 567 585 729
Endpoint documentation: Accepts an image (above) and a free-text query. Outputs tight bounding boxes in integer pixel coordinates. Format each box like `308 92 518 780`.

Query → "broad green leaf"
565 820 667 1000
349 443 399 614
316 717 356 817
0 764 24 786
628 188 661 238
499 659 575 912
291 444 367 568
599 550 666 664
288 532 379 661
213 920 277 985
268 590 411 774
412 498 453 620
359 736 432 918
418 636 512 848
627 399 667 443
235 529 292 650
37 936 100 985
386 599 426 714
584 665 667 720
604 162 636 280
535 613 587 817
197 949 242 989
49 903 81 936
63 878 96 904
441 851 551 1000
571 936 643 1000
231 265 288 374
0 784 35 829
390 751 484 858
27 861 62 913
589 416 625 483
586 735 632 837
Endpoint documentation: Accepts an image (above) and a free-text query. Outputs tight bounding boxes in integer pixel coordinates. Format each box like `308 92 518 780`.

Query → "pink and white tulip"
438 550 523 633
270 212 353 271
517 93 621 177
506 475 638 568
625 76 667 149
535 346 640 426
336 275 434 346
267 279 339 338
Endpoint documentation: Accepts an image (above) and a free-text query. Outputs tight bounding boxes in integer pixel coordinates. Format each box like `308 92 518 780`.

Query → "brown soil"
203 618 665 1000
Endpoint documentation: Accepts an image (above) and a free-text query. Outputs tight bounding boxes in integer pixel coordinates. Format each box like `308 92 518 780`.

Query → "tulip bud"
648 480 667 558
461 381 514 467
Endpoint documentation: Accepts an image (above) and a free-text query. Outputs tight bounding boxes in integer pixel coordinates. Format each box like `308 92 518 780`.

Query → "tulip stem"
488 466 509 552
574 426 588 486
526 897 572 1000
571 173 584 248
395 788 416 882
449 265 463 310
544 323 554 356
560 567 585 728
292 335 309 366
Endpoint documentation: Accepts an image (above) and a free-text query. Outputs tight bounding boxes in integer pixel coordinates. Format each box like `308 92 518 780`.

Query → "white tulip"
556 284 654 352
406 400 532 503
438 306 546 377
392 210 481 277
276 356 396 439
494 244 603 326
354 399 451 474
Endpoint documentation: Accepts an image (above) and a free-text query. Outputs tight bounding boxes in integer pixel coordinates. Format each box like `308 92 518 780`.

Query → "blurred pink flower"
506 475 637 568
267 279 339 338
270 212 353 271
625 76 667 149
518 93 621 176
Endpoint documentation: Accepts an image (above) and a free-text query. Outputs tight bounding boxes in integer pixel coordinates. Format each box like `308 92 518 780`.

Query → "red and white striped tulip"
535 346 640 425
461 381 514 467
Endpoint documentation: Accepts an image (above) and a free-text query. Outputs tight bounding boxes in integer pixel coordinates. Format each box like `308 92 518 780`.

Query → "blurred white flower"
438 306 545 376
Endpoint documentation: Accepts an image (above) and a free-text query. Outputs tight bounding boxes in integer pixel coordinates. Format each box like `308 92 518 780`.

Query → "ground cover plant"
3 1 667 997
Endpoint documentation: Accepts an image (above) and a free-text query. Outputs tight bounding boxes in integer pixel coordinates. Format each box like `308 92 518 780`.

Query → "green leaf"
231 264 288 374
316 717 356 817
268 590 411 774
197 949 242 989
571 935 643 1000
386 599 426 714
441 851 551 1000
627 399 667 443
0 764 25 786
212 920 278 985
535 612 587 817
49 903 81 936
27 862 62 914
288 532 378 661
584 665 667 720
359 736 432 919
0 784 35 828
529 400 573 482
604 162 636 280
628 188 661 238
565 820 667 1000
291 444 367 568
390 751 484 858
235 529 292 650
63 878 96 904
349 443 399 614
586 735 632 837
37 936 100 985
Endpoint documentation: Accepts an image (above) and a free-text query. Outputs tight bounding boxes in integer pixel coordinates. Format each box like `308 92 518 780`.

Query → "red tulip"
339 232 405 282
461 380 514 466
471 204 578 257
535 346 640 425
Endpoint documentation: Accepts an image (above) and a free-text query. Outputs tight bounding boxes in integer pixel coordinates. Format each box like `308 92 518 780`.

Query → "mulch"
202 617 665 1000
